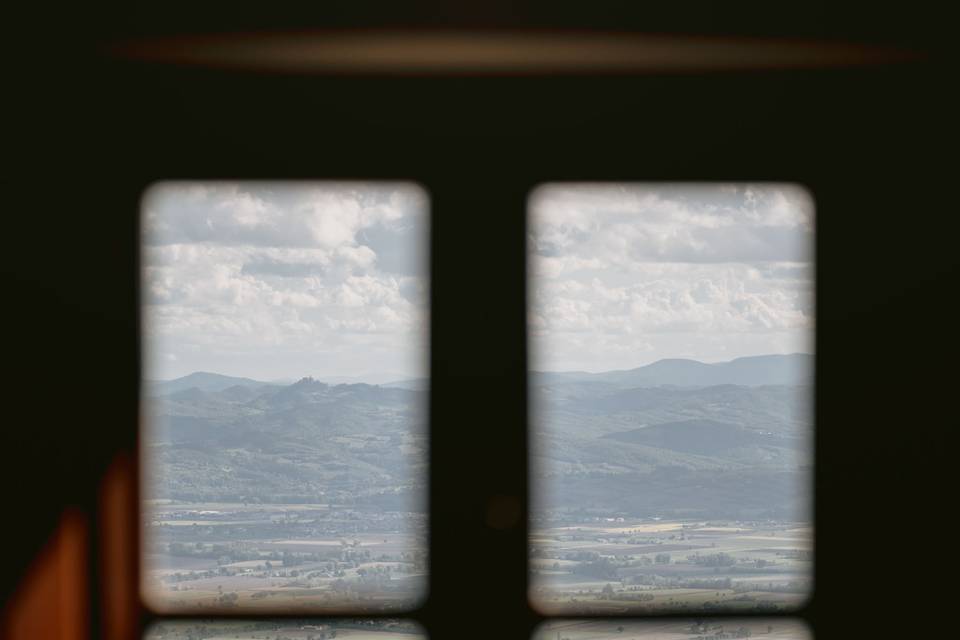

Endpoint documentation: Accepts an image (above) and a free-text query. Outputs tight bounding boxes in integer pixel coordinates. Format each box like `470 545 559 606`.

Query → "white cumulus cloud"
529 183 814 372
142 182 428 381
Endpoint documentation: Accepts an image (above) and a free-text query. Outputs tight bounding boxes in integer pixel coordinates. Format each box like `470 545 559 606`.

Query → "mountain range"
530 354 813 520
143 353 812 520
533 353 812 388
149 353 812 397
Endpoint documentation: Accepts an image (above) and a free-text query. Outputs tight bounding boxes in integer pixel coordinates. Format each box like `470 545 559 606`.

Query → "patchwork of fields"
143 502 426 612
530 518 811 614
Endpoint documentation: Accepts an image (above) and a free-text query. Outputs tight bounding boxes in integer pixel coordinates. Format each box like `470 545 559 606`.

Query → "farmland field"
530 518 812 614
143 501 426 612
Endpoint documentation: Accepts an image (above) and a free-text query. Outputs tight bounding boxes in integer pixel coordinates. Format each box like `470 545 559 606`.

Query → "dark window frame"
132 178 817 638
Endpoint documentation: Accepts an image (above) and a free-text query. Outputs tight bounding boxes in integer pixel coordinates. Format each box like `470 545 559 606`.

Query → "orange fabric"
99 454 137 640
1 509 89 640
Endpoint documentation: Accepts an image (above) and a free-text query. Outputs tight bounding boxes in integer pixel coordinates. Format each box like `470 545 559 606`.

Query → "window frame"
125 182 817 640
95 37 941 640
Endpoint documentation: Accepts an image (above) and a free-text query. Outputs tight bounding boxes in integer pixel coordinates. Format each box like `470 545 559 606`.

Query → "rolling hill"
147 371 275 396
533 353 812 388
143 353 812 520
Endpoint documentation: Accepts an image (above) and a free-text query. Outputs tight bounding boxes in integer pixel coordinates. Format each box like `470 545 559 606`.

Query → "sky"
142 182 429 382
529 183 814 372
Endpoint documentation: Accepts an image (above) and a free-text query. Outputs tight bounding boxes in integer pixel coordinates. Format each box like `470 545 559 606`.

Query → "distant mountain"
142 355 812 519
147 371 275 396
148 370 425 396
534 353 812 388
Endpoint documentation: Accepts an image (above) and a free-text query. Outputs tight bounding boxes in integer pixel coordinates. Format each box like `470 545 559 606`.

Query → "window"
138 181 815 638
140 182 429 614
528 184 814 615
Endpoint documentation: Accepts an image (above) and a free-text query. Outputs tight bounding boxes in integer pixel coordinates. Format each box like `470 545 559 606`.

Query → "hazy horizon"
534 350 812 374
151 350 814 383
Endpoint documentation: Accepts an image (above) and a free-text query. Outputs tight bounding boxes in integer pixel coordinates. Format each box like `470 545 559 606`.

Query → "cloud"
530 183 812 265
143 182 427 249
142 183 428 380
529 184 814 371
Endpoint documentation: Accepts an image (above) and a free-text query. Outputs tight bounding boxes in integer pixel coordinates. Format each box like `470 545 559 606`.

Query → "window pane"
141 182 429 612
529 184 813 614
145 619 427 639
534 619 810 639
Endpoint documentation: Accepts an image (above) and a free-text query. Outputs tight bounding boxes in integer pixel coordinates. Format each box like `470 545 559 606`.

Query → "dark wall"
3 3 956 638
